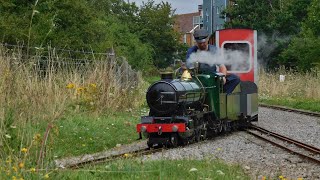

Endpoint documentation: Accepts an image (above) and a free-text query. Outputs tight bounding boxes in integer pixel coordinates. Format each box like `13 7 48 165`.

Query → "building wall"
174 9 203 47
203 0 229 35
203 0 213 34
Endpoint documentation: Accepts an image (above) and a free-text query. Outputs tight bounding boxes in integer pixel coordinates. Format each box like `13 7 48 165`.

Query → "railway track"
56 104 319 169
69 147 164 169
55 140 167 169
246 125 320 165
56 136 211 169
259 103 320 117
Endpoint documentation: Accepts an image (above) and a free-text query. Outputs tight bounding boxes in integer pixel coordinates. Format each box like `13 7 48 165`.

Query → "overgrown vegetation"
0 45 147 178
259 68 320 112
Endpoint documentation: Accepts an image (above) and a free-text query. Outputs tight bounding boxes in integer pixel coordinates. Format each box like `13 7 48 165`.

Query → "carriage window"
222 43 251 72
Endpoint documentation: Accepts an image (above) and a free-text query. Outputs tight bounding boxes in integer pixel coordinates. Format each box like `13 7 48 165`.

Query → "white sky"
128 0 202 14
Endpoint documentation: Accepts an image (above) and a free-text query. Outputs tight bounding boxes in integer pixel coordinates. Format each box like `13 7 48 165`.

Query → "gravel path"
142 107 320 180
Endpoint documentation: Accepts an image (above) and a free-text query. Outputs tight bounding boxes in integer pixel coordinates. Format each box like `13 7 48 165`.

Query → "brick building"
174 5 203 47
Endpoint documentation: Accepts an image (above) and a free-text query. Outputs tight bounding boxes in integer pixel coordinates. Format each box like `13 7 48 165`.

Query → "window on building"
193 16 200 25
183 34 187 44
206 8 209 23
222 43 251 72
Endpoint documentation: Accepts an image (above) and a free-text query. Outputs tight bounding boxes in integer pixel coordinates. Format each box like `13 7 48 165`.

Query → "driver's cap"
193 29 209 43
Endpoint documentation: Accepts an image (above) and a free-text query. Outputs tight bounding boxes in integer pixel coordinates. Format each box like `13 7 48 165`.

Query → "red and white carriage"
215 29 258 84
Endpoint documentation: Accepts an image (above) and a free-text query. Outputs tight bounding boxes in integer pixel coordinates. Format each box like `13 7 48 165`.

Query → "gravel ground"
141 107 320 180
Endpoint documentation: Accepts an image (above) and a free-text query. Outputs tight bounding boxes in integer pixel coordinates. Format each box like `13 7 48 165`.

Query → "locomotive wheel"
218 121 223 134
181 139 188 146
170 134 178 148
195 129 201 142
232 122 238 131
147 141 153 149
201 123 207 140
201 129 207 140
222 122 227 133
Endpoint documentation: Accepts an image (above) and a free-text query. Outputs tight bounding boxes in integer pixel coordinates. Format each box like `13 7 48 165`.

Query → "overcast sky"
128 0 202 14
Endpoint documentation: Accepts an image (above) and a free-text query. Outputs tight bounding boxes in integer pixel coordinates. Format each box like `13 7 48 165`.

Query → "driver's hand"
181 62 187 70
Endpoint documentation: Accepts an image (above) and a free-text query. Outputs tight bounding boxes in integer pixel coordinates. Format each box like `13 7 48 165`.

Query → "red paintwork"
216 29 256 82
137 123 186 133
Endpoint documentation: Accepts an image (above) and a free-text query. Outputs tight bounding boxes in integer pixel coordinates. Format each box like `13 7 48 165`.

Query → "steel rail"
251 125 320 154
259 103 320 117
69 147 164 169
246 125 320 164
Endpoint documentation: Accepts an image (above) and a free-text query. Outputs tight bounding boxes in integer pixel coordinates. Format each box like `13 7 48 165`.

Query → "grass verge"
34 159 249 180
52 111 145 158
260 97 320 112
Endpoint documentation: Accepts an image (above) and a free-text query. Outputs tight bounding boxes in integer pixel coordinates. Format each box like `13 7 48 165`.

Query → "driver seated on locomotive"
184 29 240 94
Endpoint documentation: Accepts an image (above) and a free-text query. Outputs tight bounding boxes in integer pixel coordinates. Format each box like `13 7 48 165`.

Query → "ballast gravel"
141 107 320 180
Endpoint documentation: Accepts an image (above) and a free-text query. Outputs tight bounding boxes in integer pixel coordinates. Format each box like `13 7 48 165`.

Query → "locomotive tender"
137 29 259 148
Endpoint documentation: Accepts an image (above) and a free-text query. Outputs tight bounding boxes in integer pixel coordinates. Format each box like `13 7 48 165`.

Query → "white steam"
257 32 291 68
187 49 250 71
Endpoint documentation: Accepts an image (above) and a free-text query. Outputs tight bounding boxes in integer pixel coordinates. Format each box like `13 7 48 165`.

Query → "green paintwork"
219 93 227 119
196 72 224 118
225 84 242 121
227 94 241 120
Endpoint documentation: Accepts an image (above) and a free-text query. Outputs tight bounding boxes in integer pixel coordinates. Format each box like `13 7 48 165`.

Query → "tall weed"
259 67 320 101
0 45 146 178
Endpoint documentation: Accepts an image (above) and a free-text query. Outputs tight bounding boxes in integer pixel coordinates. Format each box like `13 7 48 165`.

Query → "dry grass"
259 67 320 100
0 45 146 177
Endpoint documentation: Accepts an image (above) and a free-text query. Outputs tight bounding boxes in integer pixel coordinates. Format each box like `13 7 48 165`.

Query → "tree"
223 0 277 34
137 1 179 68
280 0 320 71
0 0 155 72
0 0 183 72
223 0 312 70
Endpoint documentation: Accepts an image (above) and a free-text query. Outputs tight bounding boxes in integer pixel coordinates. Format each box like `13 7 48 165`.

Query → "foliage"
224 0 275 33
260 98 320 112
223 0 315 70
175 43 189 61
280 0 320 71
0 46 147 171
12 159 249 180
52 111 143 158
0 0 181 72
224 0 311 35
138 1 180 68
259 68 320 112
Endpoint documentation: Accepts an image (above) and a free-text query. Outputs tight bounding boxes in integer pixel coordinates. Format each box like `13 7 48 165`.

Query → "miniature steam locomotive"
136 29 259 148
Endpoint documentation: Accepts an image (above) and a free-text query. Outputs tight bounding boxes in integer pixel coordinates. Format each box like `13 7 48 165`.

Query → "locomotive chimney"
160 71 174 80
